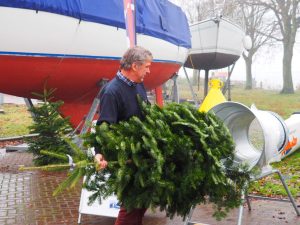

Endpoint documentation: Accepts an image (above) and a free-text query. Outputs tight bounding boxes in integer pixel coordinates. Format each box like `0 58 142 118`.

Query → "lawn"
231 87 300 119
250 150 300 197
0 104 32 138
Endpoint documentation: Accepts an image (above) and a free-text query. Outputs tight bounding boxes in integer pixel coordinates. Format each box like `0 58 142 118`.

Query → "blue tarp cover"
0 0 191 48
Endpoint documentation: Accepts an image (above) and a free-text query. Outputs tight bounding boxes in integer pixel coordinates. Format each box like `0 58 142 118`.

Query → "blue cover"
0 0 191 48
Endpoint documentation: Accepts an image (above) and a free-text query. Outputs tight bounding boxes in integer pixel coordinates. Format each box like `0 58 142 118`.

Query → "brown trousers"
114 207 147 225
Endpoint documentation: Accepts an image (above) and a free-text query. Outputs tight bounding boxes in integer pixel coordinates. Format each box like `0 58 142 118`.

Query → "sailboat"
0 0 191 127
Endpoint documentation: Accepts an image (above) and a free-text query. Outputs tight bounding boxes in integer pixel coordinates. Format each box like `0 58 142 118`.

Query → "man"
94 46 153 225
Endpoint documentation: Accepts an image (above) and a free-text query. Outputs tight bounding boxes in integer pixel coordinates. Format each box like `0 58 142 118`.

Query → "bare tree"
174 0 214 24
239 2 278 89
250 0 300 93
177 0 241 24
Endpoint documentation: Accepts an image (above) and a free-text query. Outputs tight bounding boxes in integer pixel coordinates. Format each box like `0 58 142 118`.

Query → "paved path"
0 152 299 225
0 94 39 105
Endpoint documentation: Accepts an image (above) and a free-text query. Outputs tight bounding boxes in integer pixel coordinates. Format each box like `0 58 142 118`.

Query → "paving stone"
0 152 300 225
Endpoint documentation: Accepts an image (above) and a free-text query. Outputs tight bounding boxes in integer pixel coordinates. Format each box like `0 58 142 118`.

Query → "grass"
231 87 300 119
249 150 300 197
0 104 32 138
1 84 300 197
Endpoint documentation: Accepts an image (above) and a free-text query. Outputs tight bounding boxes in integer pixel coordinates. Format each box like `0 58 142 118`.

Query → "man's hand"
94 153 108 170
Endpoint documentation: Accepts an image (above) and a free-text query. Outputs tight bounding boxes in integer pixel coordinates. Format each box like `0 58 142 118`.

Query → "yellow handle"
209 79 224 89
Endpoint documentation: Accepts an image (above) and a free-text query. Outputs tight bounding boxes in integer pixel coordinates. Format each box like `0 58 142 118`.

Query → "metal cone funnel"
209 102 288 170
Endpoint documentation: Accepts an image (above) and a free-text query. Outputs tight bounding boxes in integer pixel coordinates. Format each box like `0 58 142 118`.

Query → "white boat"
185 17 245 70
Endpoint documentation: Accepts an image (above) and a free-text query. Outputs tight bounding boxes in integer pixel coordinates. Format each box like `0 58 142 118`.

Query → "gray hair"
120 46 153 70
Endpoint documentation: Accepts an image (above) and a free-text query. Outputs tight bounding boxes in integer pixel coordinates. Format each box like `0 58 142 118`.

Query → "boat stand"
24 98 36 118
170 73 179 103
237 168 300 225
182 67 198 106
71 79 108 147
80 79 108 134
0 93 4 113
222 63 235 101
79 79 108 133
76 79 110 224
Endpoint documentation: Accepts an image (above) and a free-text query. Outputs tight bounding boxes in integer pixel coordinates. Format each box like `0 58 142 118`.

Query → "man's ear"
131 62 138 72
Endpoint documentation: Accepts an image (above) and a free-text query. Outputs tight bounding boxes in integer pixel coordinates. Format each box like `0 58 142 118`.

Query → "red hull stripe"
0 55 181 127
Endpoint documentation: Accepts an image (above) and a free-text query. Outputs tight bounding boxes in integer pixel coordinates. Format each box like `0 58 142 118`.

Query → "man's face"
132 59 152 83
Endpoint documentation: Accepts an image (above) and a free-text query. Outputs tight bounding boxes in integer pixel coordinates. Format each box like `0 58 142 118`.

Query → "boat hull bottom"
184 52 240 70
0 55 181 127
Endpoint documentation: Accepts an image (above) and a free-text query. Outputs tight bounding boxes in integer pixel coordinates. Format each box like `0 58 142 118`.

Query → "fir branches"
83 101 251 220
26 88 73 165
22 98 251 220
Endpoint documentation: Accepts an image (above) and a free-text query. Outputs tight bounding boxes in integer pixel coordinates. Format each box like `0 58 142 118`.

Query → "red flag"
123 0 136 47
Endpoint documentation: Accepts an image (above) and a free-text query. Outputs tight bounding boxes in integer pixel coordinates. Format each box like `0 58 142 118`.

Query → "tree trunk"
281 43 294 94
244 57 253 89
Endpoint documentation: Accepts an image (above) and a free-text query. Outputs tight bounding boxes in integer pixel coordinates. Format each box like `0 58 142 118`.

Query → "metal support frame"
237 169 300 225
237 183 247 225
170 73 179 103
183 167 300 225
72 79 108 149
0 93 3 105
76 79 108 224
222 62 236 100
78 213 82 224
204 70 209 97
183 67 198 106
183 207 196 225
24 98 36 118
80 79 108 135
0 93 4 113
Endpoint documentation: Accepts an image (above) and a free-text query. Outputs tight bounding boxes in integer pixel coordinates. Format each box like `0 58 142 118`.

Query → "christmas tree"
26 88 73 166
21 98 251 220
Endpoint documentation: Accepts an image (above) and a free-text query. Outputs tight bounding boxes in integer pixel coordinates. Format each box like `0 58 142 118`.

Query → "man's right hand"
94 153 108 170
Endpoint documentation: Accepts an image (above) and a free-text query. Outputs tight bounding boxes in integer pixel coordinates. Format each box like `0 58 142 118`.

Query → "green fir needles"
83 100 251 220
21 98 250 220
27 88 73 166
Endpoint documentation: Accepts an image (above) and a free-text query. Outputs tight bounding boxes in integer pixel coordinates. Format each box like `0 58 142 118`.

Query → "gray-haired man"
95 46 153 225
